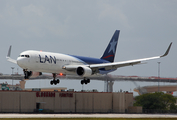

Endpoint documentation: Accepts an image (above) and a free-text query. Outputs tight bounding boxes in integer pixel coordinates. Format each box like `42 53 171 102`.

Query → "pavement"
0 114 177 118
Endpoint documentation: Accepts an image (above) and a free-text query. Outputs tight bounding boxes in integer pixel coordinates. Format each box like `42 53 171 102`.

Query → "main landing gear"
50 73 60 85
81 78 90 85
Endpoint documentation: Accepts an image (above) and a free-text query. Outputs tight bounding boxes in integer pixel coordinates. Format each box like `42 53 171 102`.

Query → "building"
134 85 177 95
0 91 140 113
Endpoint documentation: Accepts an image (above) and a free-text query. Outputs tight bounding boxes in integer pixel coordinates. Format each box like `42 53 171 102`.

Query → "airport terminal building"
0 91 141 113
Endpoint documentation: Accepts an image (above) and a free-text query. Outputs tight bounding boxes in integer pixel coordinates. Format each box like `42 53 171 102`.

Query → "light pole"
17 68 18 75
11 67 14 87
158 62 161 92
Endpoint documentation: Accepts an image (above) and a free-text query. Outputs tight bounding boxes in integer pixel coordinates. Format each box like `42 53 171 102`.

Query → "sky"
0 0 177 95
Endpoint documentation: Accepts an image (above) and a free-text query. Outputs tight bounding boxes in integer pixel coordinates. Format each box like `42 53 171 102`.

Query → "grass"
0 118 177 120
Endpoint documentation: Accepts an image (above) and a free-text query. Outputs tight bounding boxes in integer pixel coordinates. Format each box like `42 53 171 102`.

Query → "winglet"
7 45 12 57
6 46 17 64
160 42 172 57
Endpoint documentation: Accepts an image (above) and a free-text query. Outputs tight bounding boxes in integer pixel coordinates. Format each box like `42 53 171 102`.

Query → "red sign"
36 92 55 97
59 93 73 97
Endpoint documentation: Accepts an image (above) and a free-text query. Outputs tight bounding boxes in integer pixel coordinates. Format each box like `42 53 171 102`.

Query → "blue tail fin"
101 30 120 62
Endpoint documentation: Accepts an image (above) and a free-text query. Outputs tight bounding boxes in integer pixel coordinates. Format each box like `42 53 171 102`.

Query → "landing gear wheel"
50 73 60 85
57 79 60 83
81 80 84 85
54 80 57 85
80 79 90 85
50 80 53 85
23 69 32 79
24 76 27 79
84 80 87 84
87 79 90 83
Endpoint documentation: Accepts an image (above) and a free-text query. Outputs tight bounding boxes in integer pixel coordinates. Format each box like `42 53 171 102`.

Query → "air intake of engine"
77 67 84 76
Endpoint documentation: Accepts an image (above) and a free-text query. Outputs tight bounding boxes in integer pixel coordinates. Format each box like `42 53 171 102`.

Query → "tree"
134 92 177 110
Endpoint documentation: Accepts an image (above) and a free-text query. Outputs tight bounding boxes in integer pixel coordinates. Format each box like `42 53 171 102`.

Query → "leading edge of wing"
90 42 172 69
90 56 160 69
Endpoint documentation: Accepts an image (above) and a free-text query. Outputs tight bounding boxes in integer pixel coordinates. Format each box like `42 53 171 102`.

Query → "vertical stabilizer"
101 30 120 62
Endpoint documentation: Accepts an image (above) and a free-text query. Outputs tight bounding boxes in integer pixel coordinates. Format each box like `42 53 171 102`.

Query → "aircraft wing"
6 46 17 64
90 56 160 70
90 42 172 71
90 42 172 70
63 42 172 74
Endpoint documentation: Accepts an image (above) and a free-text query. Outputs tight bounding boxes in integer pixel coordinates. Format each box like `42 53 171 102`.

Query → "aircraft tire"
87 79 90 83
50 80 53 85
84 80 87 84
54 80 57 85
57 79 60 83
81 80 84 85
24 74 28 79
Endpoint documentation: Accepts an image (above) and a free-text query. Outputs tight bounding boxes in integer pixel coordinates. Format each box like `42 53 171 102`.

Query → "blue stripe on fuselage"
68 55 114 74
69 55 110 64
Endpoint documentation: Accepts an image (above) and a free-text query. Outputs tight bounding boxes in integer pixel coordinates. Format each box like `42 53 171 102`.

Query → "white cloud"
22 4 45 17
0 0 177 80
97 1 131 29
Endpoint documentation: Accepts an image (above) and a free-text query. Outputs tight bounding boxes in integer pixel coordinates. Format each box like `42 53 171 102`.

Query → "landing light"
59 73 63 76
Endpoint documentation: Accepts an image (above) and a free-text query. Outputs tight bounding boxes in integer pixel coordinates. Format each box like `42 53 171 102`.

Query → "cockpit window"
24 55 29 58
19 55 30 58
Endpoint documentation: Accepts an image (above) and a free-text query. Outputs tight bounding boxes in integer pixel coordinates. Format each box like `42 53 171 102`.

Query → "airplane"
6 30 172 85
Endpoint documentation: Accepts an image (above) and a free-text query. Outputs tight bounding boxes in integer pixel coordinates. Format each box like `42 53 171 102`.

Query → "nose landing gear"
23 69 32 79
50 73 60 85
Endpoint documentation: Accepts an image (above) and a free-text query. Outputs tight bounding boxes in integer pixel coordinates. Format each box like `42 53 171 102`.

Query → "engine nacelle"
27 71 42 78
76 66 92 77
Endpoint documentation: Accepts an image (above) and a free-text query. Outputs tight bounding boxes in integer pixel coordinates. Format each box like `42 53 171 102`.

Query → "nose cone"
17 57 26 68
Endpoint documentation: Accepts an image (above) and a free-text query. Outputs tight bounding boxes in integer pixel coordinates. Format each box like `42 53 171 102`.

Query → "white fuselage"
17 50 85 74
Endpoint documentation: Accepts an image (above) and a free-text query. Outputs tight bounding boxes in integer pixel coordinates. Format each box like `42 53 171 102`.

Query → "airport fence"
0 109 124 114
1 109 177 114
143 109 177 114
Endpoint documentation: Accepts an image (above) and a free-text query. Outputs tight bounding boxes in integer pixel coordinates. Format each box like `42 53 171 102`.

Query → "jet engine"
30 71 42 78
24 71 42 79
76 66 92 77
